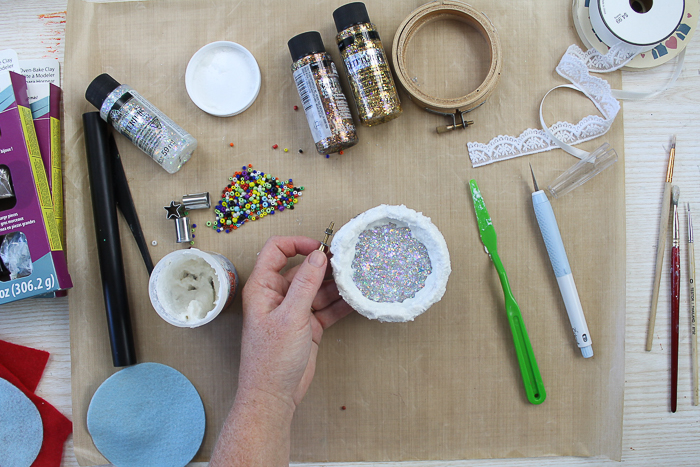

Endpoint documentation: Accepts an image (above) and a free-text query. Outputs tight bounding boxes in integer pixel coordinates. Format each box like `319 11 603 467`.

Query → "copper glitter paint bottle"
333 2 402 127
288 32 358 155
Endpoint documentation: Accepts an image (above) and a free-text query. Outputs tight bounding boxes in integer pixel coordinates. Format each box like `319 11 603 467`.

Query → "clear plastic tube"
547 143 618 198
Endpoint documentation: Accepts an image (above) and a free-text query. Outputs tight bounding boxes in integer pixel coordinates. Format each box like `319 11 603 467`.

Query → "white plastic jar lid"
185 41 261 117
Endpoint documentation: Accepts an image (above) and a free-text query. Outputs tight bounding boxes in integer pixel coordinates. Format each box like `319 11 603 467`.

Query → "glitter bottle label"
128 95 190 140
109 101 169 158
98 85 197 174
328 62 353 121
336 23 402 127
290 52 357 154
293 64 332 143
344 48 386 76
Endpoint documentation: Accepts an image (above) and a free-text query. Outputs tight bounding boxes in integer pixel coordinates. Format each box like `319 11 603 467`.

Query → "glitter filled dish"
330 204 451 322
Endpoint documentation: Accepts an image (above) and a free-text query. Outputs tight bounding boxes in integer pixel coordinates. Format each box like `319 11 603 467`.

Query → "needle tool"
688 204 698 405
647 135 676 351
469 180 546 405
671 186 680 412
530 165 592 358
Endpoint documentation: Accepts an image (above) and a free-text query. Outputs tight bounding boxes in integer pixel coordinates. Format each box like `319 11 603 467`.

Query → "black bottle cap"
333 2 370 33
288 32 326 62
85 73 121 110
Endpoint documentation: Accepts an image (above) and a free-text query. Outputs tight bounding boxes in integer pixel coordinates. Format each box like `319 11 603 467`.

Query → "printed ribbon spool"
573 0 698 70
579 0 687 99
588 0 685 69
391 0 502 134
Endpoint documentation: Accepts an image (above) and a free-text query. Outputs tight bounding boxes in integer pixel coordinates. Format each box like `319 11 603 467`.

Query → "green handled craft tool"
469 180 546 405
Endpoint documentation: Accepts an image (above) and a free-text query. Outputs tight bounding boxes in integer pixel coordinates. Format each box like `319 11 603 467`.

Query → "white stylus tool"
529 164 593 358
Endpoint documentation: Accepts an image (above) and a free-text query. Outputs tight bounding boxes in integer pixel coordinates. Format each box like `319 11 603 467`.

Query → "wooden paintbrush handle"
690 241 698 405
647 182 673 351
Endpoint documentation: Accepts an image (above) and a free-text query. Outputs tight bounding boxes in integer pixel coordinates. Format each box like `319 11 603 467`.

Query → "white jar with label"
148 248 238 328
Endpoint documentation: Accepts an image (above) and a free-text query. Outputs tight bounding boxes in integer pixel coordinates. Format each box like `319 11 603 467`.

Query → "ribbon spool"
573 0 693 70
391 0 502 134
590 0 684 54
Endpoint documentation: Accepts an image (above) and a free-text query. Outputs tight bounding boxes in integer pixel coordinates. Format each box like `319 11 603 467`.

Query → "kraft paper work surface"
64 0 625 464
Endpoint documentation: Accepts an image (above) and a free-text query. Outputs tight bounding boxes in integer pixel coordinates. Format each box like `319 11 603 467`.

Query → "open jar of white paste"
148 248 239 328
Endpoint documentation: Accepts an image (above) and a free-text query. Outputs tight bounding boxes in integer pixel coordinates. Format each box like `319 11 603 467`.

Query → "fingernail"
309 250 326 267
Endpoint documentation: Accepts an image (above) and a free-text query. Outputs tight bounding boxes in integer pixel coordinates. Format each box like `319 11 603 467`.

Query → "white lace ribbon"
468 45 622 166
468 43 686 166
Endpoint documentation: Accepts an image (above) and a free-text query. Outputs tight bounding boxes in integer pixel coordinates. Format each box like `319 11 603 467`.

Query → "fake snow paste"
155 257 218 322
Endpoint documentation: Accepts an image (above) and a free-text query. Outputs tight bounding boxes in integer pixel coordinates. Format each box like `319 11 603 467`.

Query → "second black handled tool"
83 111 136 367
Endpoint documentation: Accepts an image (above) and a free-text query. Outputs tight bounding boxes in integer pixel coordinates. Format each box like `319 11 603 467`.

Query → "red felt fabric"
0 339 49 393
0 340 72 467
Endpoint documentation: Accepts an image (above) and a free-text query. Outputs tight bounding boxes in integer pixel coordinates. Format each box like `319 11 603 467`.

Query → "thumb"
283 250 327 311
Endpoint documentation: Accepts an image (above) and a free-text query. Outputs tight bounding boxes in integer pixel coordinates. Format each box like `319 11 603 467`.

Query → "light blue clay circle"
0 377 43 467
87 362 205 467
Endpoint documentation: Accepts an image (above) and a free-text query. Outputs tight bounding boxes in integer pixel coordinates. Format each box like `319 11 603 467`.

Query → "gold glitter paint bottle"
288 32 358 155
333 2 402 127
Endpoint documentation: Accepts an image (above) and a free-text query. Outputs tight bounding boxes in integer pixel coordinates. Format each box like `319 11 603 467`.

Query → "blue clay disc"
87 362 205 467
0 377 43 467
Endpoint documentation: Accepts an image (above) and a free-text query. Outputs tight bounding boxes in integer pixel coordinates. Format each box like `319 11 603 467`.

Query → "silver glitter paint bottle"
86 74 197 174
288 32 358 155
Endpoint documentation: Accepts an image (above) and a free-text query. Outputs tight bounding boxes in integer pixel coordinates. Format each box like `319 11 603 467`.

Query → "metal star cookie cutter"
164 201 184 219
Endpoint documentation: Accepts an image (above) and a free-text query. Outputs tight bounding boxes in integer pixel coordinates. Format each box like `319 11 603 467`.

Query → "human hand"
237 235 353 411
210 236 353 466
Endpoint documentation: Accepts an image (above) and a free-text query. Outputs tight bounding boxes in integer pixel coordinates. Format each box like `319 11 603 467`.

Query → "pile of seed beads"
212 164 304 233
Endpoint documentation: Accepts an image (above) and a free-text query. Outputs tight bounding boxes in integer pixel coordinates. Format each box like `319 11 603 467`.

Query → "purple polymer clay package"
0 71 71 303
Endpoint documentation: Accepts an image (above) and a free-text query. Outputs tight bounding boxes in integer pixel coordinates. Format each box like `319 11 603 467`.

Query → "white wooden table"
1 1 699 466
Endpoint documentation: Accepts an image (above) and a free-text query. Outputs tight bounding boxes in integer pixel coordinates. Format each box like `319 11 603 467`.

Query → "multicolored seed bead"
212 164 304 232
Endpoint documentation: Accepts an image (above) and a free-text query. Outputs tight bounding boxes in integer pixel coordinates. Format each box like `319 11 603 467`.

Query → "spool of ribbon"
574 0 688 73
391 0 502 133
590 0 684 54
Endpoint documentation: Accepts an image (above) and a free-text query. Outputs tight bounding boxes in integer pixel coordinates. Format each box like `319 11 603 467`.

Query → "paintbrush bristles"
689 204 694 243
672 185 680 206
666 135 676 183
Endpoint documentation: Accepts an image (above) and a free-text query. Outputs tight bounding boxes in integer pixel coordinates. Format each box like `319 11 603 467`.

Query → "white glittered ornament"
330 204 451 322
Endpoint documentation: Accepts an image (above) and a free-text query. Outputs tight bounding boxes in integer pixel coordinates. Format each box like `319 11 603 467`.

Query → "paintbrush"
647 136 676 351
671 186 680 412
688 204 698 405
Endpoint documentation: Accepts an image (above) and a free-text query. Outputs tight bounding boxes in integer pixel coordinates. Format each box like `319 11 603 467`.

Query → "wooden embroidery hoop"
391 0 503 133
